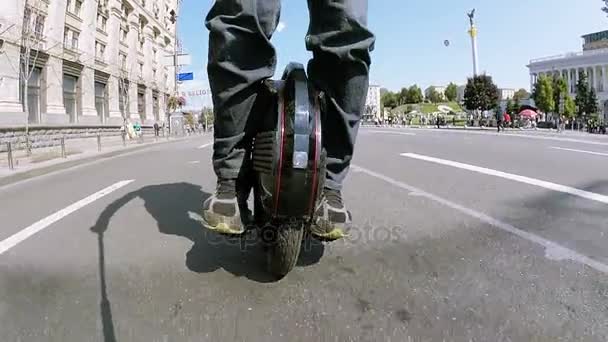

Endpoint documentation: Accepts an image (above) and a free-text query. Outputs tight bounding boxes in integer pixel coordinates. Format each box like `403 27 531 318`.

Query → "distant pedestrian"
496 110 504 132
154 122 160 136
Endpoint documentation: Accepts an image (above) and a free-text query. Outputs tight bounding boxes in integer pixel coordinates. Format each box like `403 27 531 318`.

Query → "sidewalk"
0 132 209 186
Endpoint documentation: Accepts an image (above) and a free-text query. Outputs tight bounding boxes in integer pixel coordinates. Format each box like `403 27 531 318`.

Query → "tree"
15 0 47 154
505 99 513 114
445 83 458 102
575 72 590 120
587 87 599 115
463 74 500 112
381 91 398 109
427 86 443 103
511 98 521 115
531 75 555 115
397 87 409 106
118 70 131 120
552 76 568 117
406 85 424 104
563 95 576 120
513 88 530 101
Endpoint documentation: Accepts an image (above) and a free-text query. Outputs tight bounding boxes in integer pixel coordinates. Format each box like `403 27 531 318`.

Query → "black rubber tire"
266 223 304 279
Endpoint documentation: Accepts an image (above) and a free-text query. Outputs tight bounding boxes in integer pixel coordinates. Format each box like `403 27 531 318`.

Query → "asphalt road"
1 128 607 341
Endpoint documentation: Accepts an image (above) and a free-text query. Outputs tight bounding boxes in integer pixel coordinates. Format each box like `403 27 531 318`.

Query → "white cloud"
276 21 286 33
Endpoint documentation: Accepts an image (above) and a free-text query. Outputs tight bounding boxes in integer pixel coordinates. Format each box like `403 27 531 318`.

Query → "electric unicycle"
251 63 325 278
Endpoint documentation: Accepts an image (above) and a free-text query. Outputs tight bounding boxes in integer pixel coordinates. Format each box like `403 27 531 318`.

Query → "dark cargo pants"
205 0 375 190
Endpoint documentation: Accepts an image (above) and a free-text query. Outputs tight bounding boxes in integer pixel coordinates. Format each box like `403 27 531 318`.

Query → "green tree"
406 85 424 104
575 72 590 119
445 83 458 102
505 99 514 114
511 97 521 114
552 76 568 116
463 74 500 112
397 87 409 106
381 91 398 109
427 87 443 103
563 95 576 120
532 75 555 114
513 88 530 101
587 87 599 115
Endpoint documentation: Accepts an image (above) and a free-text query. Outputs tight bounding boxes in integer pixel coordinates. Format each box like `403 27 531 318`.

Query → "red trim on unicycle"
273 87 286 217
307 93 321 218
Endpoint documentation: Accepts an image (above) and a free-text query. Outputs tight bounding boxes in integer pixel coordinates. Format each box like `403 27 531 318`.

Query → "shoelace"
217 180 236 196
324 189 343 208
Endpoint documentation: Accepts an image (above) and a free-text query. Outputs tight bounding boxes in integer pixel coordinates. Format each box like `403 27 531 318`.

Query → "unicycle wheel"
264 222 304 279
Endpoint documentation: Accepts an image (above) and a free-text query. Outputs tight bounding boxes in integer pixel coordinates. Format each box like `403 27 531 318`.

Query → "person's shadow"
90 182 324 342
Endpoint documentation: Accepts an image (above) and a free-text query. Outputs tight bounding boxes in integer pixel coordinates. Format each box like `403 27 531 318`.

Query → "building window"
34 14 45 39
120 27 128 43
64 28 69 47
95 41 106 60
139 62 144 78
71 31 79 49
64 27 79 49
152 48 157 61
138 89 146 120
95 82 107 118
66 0 72 13
119 53 127 69
97 14 107 32
139 39 144 51
74 0 82 16
152 68 156 80
63 74 79 122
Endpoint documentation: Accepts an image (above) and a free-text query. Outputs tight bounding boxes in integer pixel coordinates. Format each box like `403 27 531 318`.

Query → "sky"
177 0 608 109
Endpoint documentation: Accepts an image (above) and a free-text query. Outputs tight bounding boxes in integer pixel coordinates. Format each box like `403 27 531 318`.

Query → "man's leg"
306 0 375 240
203 0 281 235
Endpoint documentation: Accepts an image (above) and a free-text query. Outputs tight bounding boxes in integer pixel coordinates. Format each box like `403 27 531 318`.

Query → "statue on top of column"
467 9 476 27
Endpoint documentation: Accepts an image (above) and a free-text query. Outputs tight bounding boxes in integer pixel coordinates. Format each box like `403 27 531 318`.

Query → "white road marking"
198 142 213 149
366 128 608 146
401 153 608 205
370 131 416 136
551 146 608 157
352 165 608 274
0 180 135 256
188 161 201 164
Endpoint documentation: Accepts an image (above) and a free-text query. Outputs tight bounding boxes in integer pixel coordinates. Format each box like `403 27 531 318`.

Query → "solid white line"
198 142 213 149
551 146 608 157
365 128 608 146
0 180 135 256
401 153 608 205
370 131 416 136
352 165 608 274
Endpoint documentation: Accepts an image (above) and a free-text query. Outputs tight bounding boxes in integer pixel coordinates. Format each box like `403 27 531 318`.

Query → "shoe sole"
310 228 347 242
202 221 245 236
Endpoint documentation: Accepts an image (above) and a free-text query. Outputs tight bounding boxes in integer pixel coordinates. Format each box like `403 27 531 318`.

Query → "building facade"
0 0 178 127
364 84 381 120
499 88 515 100
528 30 608 121
424 85 446 100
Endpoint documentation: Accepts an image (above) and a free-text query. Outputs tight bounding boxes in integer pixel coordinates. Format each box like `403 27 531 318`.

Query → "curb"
0 136 196 188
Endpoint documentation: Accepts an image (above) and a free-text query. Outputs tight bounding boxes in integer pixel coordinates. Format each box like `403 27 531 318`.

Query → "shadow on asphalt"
89 182 324 341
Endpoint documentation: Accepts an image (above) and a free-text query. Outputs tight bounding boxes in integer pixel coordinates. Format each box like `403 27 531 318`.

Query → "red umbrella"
519 109 537 118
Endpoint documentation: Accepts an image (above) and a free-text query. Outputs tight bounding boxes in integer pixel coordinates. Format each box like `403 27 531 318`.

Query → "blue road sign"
177 72 194 81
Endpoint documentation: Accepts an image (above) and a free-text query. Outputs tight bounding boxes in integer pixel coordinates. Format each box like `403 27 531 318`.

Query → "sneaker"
201 179 245 235
311 188 352 241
